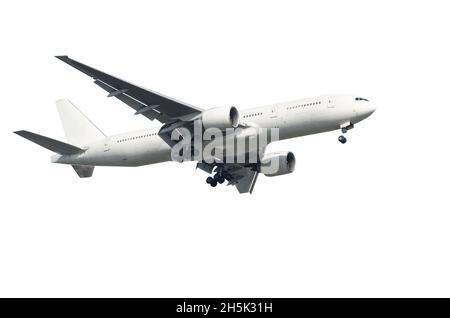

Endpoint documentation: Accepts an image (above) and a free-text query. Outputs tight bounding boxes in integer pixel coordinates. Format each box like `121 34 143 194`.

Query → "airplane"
14 56 376 193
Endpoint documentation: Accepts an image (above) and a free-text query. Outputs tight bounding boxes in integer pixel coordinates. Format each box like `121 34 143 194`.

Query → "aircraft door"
327 97 335 108
104 137 111 152
269 105 282 128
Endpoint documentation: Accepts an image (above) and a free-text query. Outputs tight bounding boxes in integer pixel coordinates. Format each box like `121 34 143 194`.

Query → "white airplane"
15 56 376 193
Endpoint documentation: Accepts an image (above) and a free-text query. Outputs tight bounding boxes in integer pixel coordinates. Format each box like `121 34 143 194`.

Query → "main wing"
55 56 203 124
226 165 259 194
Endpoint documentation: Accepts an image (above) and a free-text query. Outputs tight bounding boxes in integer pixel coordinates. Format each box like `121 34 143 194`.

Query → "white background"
1 0 449 297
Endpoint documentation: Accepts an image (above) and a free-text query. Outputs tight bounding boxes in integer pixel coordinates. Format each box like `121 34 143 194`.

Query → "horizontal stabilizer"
14 130 84 155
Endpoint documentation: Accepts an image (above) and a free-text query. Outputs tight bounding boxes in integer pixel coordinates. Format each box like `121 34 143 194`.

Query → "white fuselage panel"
53 94 375 167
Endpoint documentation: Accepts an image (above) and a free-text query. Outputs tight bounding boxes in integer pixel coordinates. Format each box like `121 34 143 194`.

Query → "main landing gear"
205 169 230 188
338 122 354 144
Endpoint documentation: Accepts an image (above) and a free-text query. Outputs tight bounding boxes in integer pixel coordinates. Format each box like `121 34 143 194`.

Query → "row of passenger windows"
242 112 263 118
117 133 157 143
287 101 321 110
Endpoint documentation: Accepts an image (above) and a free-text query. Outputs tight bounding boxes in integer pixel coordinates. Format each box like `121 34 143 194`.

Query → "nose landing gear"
338 122 354 144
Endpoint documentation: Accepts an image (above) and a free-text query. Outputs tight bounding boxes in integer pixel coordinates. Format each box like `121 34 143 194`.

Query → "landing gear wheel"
210 180 218 187
217 176 225 184
338 135 347 144
206 176 213 184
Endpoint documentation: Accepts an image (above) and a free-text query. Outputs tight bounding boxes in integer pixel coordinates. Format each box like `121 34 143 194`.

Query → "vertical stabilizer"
56 99 105 147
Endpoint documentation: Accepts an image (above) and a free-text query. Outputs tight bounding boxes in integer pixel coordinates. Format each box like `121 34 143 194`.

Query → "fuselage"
52 94 375 167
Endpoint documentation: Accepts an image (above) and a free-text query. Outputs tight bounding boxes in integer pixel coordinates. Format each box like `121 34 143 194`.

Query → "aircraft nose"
366 101 376 116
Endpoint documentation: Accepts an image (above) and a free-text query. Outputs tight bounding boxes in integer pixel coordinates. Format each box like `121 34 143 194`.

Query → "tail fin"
14 130 84 155
56 99 105 147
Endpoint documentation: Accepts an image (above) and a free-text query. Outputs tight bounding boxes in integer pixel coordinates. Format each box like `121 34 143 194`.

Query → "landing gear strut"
216 174 225 184
206 167 229 188
338 122 354 144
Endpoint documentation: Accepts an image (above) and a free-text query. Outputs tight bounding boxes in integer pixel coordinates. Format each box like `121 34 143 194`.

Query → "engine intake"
202 106 239 130
260 151 296 177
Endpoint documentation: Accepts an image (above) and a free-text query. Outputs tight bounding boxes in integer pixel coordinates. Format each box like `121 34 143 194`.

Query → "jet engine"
202 106 239 130
260 151 296 177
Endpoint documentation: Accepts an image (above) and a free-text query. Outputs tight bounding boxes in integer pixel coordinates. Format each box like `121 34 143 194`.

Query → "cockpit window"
355 97 369 102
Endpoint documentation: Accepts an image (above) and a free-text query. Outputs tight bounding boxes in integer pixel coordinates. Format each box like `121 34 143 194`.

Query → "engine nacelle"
201 106 239 130
260 151 296 177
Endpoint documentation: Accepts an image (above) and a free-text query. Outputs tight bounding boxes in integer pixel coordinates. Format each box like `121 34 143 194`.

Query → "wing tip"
55 55 69 61
14 130 26 136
